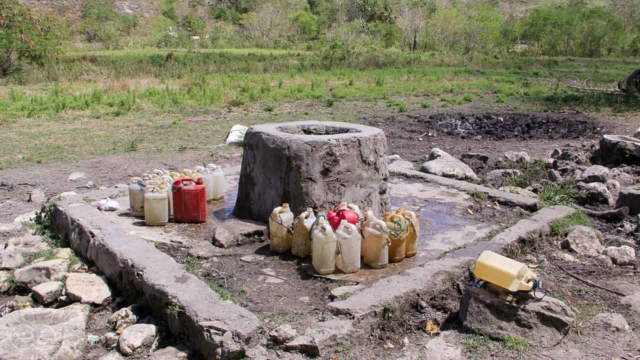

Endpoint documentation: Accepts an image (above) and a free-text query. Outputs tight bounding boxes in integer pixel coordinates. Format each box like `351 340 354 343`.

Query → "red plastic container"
172 178 207 223
327 204 359 230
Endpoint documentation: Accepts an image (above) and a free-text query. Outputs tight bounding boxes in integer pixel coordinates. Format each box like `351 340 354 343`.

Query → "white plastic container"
128 177 146 218
196 167 215 201
144 183 169 226
269 204 294 253
312 218 337 275
362 219 389 269
211 165 225 200
292 208 316 258
335 220 361 274
160 175 174 218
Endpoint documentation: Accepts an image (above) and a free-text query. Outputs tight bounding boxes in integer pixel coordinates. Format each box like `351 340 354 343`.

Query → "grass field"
0 49 638 169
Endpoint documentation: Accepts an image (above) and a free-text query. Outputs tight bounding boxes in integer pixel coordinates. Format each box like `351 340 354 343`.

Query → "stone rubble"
65 273 112 306
420 148 479 182
14 259 69 288
32 281 64 304
561 226 604 257
118 324 158 356
602 245 636 266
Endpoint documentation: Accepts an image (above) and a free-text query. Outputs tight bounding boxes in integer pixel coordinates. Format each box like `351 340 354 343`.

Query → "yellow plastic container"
473 251 538 292
292 208 316 258
269 204 294 253
386 213 408 263
396 208 419 258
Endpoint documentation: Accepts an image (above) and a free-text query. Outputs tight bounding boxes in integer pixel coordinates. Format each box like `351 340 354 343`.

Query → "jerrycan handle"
172 177 195 192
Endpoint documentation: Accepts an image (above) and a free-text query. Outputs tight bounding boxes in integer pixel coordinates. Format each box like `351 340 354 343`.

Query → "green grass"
459 334 496 354
468 190 488 200
166 298 183 318
550 211 590 237
503 336 531 354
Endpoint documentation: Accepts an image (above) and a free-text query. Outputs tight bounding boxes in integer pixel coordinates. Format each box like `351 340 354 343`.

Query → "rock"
65 273 112 305
577 182 614 205
591 312 631 332
602 246 636 266
234 121 389 222
108 306 138 332
99 353 124 360
150 346 189 359
270 324 298 344
0 247 25 270
6 233 49 254
330 285 366 298
610 168 636 186
620 292 640 315
559 148 591 164
59 191 78 199
118 324 158 356
635 128 640 139
13 211 37 224
422 332 463 360
0 271 11 293
68 172 86 182
550 148 562 158
616 185 640 215
504 151 531 163
607 179 621 198
285 319 353 356
102 332 119 349
32 281 64 304
552 252 579 263
498 186 539 199
388 155 402 162
28 188 46 204
578 165 610 183
548 169 563 184
598 135 640 165
239 255 264 263
84 181 94 189
212 219 266 248
485 169 521 187
390 160 414 171
14 259 69 288
245 346 270 360
459 286 575 346
7 295 34 311
52 248 74 260
561 226 604 257
595 255 613 268
0 222 23 237
420 148 479 182
0 303 90 360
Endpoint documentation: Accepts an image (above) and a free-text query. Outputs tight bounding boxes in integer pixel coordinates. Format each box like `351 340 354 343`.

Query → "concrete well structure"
233 121 390 222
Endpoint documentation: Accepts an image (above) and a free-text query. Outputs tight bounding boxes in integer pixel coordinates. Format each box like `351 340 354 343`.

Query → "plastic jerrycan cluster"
362 218 389 269
335 220 361 274
385 212 408 263
396 208 419 258
292 208 316 258
172 177 207 224
144 181 169 226
196 166 215 202
128 177 146 218
210 164 225 200
312 217 337 275
473 251 538 292
269 204 294 253
327 203 359 230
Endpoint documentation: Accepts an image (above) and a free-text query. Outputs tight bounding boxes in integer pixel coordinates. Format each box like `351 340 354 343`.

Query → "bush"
0 0 61 76
79 0 139 49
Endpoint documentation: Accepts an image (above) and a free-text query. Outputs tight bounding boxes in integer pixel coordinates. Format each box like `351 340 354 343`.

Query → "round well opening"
278 124 361 136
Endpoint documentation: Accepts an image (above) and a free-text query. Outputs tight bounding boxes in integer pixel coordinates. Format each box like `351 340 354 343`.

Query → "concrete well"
233 121 390 222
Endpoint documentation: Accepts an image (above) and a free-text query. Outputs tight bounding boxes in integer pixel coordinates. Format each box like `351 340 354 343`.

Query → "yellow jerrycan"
396 208 419 258
473 251 538 292
385 212 408 263
269 204 294 253
292 208 316 258
312 217 337 275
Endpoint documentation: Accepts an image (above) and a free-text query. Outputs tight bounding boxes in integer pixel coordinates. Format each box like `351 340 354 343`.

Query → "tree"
80 0 138 49
396 0 433 52
290 11 321 40
0 0 60 76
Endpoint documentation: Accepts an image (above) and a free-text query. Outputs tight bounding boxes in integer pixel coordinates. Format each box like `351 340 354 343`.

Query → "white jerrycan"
129 177 146 218
312 217 337 275
144 182 169 226
160 175 174 218
359 208 376 255
362 219 389 269
269 204 294 253
196 166 215 201
207 164 225 200
335 220 361 274
292 208 316 258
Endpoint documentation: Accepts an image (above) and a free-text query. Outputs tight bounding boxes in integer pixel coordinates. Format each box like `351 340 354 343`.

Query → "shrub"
79 0 139 49
0 0 61 76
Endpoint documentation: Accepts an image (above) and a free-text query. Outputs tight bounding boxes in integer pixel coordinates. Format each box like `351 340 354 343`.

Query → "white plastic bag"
226 125 248 145
98 198 120 211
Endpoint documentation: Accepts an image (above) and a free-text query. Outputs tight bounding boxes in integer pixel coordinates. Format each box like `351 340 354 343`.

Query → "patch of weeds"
496 94 506 103
503 335 531 354
459 334 495 354
550 211 589 237
166 298 183 318
172 119 181 126
263 103 275 112
575 303 603 327
126 140 139 152
82 197 95 203
462 93 474 103
539 180 581 207
68 253 79 267
23 249 52 265
335 345 345 353
182 255 199 275
468 190 488 200
503 234 544 258
420 100 432 109
325 97 336 107
204 278 238 304
5 271 19 293
338 292 352 300
382 301 399 321
385 99 406 112
229 97 246 107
